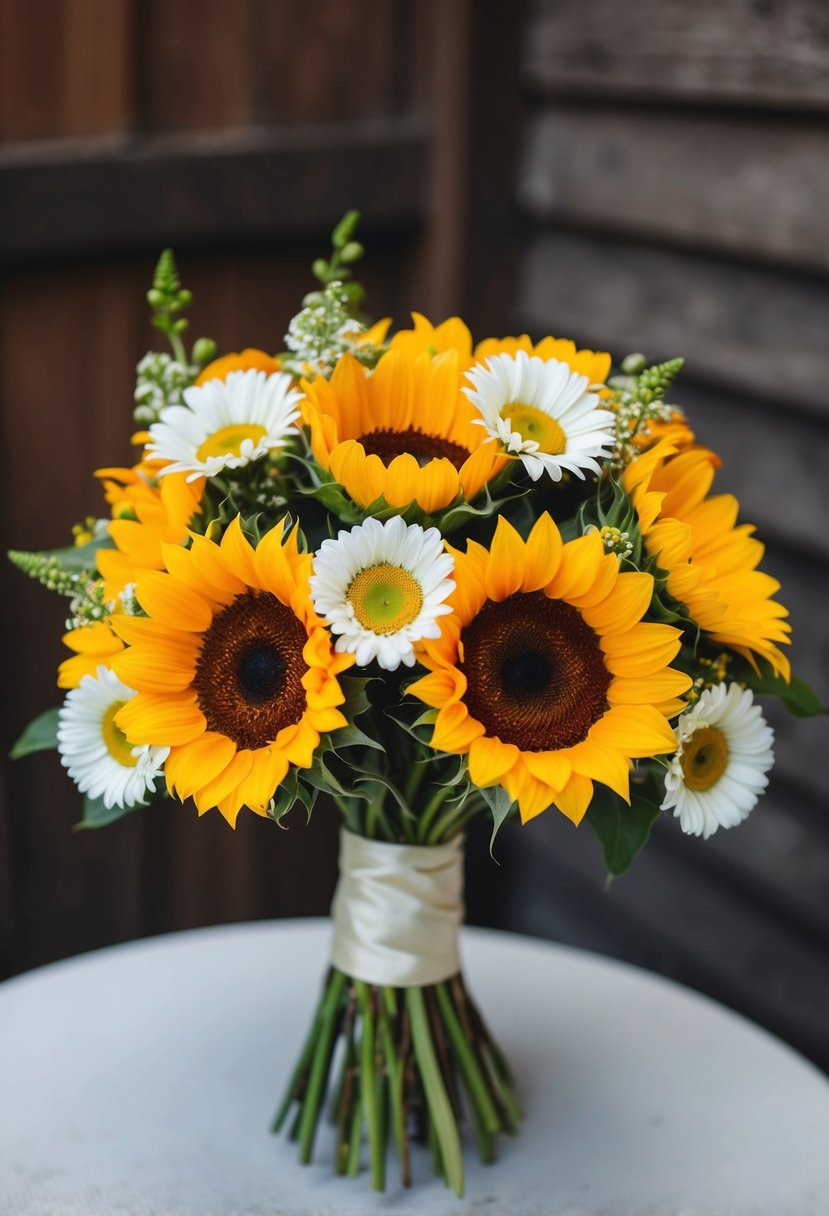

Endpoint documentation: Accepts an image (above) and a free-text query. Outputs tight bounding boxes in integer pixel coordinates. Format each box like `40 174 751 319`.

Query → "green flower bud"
331 210 360 248
312 258 330 282
177 289 193 307
340 241 364 264
192 337 218 365
146 288 165 308
621 352 648 375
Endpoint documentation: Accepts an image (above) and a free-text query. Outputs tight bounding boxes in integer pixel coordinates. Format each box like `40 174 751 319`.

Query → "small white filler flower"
147 368 302 481
463 351 615 482
57 666 169 809
310 516 455 671
661 682 774 839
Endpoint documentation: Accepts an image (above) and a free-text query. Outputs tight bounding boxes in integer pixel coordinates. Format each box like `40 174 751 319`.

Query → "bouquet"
11 213 820 1197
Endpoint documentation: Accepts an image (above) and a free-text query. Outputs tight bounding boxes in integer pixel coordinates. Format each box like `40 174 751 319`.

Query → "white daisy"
57 666 169 809
661 682 774 840
146 368 302 481
463 351 615 482
310 517 455 671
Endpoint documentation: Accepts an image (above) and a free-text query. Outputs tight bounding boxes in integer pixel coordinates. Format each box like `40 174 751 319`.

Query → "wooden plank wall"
0 0 494 977
487 0 829 1070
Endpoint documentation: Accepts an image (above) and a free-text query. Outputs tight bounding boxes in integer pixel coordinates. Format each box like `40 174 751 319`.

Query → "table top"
1 919 828 1216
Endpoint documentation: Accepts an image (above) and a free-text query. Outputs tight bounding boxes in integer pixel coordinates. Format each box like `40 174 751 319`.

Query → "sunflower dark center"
359 427 470 470
460 592 612 751
193 591 308 750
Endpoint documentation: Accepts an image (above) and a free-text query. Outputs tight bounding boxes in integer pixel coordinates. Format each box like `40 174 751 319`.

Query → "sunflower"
301 349 506 514
388 313 612 388
94 464 204 599
408 515 690 824
624 441 791 679
111 517 353 826
59 620 125 690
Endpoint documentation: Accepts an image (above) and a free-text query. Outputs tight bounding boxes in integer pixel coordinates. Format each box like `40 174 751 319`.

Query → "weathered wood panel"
518 232 829 418
677 386 829 562
0 0 134 141
520 109 829 272
524 0 829 110
0 120 429 264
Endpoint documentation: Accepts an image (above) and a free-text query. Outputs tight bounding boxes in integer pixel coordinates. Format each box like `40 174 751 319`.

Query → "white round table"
1 920 828 1215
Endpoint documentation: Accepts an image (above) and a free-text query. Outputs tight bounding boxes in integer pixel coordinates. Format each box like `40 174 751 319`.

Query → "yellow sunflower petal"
521 513 563 590
165 732 238 801
551 773 594 825
116 691 206 746
193 749 255 817
484 517 526 601
580 571 654 635
431 702 485 753
135 571 214 632
468 736 520 787
589 705 678 757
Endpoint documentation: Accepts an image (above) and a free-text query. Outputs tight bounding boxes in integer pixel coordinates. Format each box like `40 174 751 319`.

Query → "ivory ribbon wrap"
330 829 464 987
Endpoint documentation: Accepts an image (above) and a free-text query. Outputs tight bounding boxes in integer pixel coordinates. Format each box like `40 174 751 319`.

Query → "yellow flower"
388 313 475 366
624 442 791 679
58 621 125 690
409 515 690 825
389 313 611 387
195 348 281 386
302 349 506 514
94 463 204 599
111 518 353 827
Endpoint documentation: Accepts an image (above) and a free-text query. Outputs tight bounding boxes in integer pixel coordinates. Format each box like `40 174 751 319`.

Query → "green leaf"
76 793 139 829
46 534 115 574
331 209 361 249
740 668 827 718
586 777 663 877
270 768 300 824
479 784 516 857
10 708 60 759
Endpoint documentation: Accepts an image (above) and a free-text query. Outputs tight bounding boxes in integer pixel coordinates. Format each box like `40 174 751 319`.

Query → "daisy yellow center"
680 725 729 791
196 424 268 462
347 564 423 635
102 701 138 767
503 403 566 454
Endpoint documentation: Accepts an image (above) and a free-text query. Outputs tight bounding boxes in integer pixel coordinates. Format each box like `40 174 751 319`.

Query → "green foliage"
633 357 685 405
147 248 212 366
312 210 365 287
10 708 60 759
586 772 664 877
737 666 827 718
479 784 517 857
76 793 141 830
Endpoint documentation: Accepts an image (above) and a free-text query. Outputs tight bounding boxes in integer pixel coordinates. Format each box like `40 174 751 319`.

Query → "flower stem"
355 981 384 1191
297 968 346 1163
406 986 464 1198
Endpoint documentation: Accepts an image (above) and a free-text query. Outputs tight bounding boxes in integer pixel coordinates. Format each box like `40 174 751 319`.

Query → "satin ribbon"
330 829 464 987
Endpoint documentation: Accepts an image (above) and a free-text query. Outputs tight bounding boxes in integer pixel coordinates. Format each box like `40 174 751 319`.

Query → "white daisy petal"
462 351 612 482
57 666 169 810
310 518 455 672
660 682 774 839
147 369 302 480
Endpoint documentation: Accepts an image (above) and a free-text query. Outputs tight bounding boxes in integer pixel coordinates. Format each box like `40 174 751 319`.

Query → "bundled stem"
275 967 519 1196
